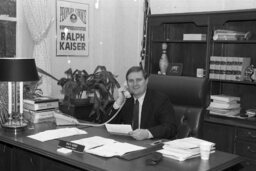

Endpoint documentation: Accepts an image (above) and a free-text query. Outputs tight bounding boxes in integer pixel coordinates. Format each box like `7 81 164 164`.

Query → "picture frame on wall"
56 0 89 57
167 63 183 76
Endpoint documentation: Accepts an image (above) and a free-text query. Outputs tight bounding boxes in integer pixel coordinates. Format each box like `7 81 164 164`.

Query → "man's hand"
115 87 127 107
129 129 149 140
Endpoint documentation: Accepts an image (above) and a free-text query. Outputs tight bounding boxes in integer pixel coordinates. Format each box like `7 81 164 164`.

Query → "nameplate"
58 140 85 153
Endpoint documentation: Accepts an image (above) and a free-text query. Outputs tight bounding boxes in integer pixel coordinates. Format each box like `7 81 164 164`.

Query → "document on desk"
72 136 116 150
85 141 145 157
105 124 133 136
59 136 145 157
28 127 87 142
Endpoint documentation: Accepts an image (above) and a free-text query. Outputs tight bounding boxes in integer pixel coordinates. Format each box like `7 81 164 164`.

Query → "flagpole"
140 0 151 70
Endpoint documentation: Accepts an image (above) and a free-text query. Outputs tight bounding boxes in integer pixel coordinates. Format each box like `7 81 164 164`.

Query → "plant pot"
59 99 95 122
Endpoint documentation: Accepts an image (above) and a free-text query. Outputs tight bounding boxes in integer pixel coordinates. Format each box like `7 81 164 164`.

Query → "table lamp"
0 58 39 133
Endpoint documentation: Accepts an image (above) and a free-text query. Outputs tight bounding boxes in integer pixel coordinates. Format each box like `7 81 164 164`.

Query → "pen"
88 144 104 150
150 140 164 146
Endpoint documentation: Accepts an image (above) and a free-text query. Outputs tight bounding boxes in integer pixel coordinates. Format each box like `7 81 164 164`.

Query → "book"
212 99 238 104
225 57 233 80
214 56 221 79
24 97 59 104
235 57 251 81
213 30 251 41
209 56 251 81
207 107 241 116
24 109 55 123
183 34 206 40
209 56 216 79
219 57 227 80
24 101 59 111
209 101 240 109
210 95 240 103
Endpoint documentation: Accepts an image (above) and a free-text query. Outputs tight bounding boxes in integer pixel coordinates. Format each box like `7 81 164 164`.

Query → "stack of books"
213 29 251 41
209 56 251 81
23 96 59 123
245 109 256 117
207 95 241 117
158 137 215 161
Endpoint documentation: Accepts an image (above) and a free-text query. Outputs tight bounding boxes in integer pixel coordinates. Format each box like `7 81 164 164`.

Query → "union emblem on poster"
56 0 89 56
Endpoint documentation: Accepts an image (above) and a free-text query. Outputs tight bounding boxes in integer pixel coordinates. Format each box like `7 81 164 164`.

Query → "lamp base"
1 120 28 134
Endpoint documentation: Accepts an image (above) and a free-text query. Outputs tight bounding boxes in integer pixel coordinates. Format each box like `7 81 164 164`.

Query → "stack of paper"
72 136 116 150
28 127 87 142
207 95 241 117
59 136 145 158
85 142 145 157
158 137 215 161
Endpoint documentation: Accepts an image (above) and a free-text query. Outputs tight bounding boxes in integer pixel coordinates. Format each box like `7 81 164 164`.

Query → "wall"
151 0 256 14
17 0 144 98
17 0 256 98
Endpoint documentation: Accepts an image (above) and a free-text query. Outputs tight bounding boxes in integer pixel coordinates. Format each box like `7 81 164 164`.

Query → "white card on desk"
105 124 133 136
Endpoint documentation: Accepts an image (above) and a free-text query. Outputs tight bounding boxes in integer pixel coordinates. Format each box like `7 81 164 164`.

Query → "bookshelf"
145 9 256 169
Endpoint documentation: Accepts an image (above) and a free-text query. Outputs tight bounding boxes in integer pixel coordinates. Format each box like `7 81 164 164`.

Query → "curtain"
22 0 54 96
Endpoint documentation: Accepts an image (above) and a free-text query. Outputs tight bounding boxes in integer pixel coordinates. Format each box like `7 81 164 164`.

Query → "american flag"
140 0 151 69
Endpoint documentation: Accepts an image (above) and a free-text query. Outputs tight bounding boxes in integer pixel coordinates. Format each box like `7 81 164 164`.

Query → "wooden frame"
167 63 183 76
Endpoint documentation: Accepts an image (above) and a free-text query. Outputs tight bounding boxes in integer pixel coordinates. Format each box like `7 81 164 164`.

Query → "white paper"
164 137 215 149
58 136 145 157
28 127 87 142
105 124 133 136
72 136 116 150
86 142 145 157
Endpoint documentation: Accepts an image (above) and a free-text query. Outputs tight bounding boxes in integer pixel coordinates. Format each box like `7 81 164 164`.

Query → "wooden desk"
0 122 243 171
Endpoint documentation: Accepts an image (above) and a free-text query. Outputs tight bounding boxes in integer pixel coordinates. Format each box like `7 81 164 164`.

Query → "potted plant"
38 65 120 123
57 68 89 105
83 66 120 122
23 77 43 99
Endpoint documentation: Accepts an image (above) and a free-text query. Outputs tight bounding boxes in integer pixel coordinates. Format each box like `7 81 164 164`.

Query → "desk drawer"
235 141 256 159
237 128 256 142
239 159 256 171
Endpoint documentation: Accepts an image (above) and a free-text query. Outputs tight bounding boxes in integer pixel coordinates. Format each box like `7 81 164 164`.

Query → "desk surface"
0 122 243 171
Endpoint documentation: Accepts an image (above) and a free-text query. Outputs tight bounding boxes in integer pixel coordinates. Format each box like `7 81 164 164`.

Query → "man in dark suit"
111 66 177 140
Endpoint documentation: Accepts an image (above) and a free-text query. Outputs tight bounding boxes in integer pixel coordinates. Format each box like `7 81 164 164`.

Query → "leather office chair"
147 74 209 139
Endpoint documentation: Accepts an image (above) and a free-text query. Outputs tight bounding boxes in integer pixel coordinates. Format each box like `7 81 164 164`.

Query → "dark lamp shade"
0 58 39 82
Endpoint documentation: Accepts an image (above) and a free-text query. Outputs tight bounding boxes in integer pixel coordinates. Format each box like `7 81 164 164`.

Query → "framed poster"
167 63 183 76
56 0 89 56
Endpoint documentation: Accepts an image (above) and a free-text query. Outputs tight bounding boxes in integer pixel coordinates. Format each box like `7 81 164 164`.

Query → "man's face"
127 71 148 98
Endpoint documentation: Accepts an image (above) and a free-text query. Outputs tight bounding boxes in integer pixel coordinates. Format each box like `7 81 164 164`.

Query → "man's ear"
145 78 149 85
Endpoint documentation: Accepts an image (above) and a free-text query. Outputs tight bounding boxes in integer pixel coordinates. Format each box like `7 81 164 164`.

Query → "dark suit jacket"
111 88 177 139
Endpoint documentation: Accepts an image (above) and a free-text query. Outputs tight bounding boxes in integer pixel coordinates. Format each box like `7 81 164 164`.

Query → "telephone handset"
121 81 131 98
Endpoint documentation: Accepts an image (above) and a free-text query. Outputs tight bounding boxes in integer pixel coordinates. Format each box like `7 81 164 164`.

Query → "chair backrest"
147 74 209 139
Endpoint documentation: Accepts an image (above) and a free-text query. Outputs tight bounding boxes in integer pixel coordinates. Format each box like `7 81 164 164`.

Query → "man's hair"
126 66 148 80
